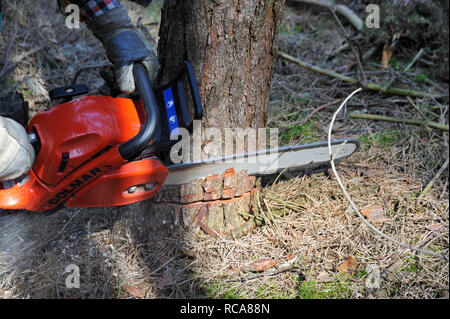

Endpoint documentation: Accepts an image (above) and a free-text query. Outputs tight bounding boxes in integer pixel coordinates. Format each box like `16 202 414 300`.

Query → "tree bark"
150 0 285 238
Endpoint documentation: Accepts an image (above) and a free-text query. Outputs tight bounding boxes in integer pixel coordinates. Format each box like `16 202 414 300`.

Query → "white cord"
328 88 448 261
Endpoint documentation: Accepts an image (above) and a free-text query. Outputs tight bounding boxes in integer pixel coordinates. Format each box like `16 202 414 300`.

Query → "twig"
349 112 449 131
330 9 366 83
418 158 449 199
289 0 363 31
407 97 428 121
381 48 425 93
278 51 443 99
362 46 377 62
57 209 81 237
226 266 304 283
326 42 350 61
328 88 448 261
149 255 180 275
299 99 343 125
226 255 304 283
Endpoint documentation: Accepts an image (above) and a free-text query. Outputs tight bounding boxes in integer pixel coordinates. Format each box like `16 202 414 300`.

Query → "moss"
294 94 311 105
358 130 403 149
21 88 34 100
297 278 352 299
294 25 303 33
280 25 291 34
203 277 297 299
401 257 420 273
389 57 407 72
280 119 320 144
255 284 292 299
402 263 419 273
414 72 431 84
354 270 368 279
280 24 304 35
202 281 243 299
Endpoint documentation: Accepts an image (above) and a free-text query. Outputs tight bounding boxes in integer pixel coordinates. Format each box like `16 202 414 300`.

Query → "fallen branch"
279 51 355 82
328 88 448 261
278 51 443 99
418 158 449 199
381 48 425 93
289 0 363 31
349 112 449 131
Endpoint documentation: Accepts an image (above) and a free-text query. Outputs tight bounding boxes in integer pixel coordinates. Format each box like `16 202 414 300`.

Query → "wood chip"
361 204 388 226
380 42 394 69
338 256 357 274
286 253 296 261
121 285 147 299
244 258 280 272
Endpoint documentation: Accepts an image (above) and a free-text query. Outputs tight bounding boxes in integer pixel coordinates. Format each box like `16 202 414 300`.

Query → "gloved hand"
86 5 159 94
0 116 35 181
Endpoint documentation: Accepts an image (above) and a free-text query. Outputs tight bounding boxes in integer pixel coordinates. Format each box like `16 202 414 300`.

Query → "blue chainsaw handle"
118 63 160 160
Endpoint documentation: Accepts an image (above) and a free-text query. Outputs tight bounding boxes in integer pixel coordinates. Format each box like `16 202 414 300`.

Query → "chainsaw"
0 61 359 213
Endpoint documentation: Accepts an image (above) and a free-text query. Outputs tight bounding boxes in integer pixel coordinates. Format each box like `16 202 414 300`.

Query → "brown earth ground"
0 0 448 298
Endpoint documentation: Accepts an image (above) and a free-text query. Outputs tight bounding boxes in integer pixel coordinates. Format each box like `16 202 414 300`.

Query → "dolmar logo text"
48 168 102 205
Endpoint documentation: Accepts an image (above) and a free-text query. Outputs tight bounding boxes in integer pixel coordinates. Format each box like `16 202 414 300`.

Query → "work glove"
0 116 35 181
86 5 159 94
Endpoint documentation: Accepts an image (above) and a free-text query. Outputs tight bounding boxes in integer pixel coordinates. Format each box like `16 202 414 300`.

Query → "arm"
59 0 158 93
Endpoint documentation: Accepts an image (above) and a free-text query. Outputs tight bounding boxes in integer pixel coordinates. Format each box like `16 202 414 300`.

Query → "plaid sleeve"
59 0 120 21
60 0 152 21
78 0 121 20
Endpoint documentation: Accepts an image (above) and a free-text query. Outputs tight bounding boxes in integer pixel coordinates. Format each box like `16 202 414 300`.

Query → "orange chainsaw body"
0 61 202 213
0 96 168 212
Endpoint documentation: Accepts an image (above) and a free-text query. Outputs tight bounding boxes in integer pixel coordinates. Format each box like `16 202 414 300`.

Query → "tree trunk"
148 0 285 238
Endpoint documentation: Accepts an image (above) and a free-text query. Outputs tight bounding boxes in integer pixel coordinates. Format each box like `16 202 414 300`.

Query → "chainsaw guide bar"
164 139 359 186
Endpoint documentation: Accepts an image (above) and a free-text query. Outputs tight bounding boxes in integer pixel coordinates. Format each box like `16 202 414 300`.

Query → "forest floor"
0 1 448 299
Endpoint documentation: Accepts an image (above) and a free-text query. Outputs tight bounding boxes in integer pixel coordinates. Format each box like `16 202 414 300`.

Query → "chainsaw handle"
184 61 203 120
118 63 160 160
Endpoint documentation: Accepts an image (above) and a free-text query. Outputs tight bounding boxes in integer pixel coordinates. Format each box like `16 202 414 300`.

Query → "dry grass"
0 1 448 299
188 147 448 299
